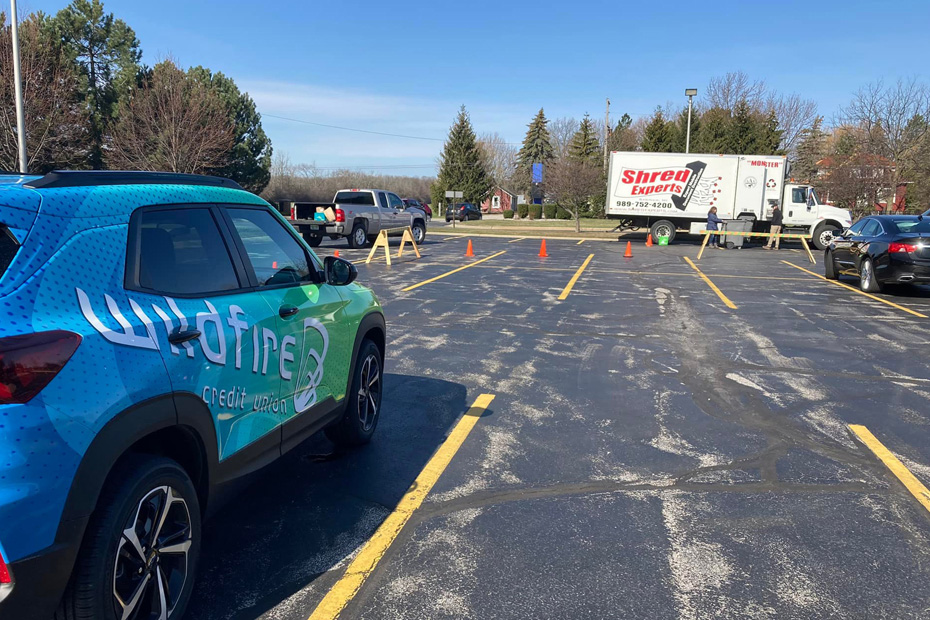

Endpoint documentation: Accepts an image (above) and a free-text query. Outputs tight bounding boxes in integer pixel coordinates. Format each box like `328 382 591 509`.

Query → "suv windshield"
0 225 18 279
334 191 375 205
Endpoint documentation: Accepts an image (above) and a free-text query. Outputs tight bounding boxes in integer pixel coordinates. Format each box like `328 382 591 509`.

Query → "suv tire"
348 222 368 249
56 456 201 620
326 339 383 447
411 221 426 244
302 233 322 248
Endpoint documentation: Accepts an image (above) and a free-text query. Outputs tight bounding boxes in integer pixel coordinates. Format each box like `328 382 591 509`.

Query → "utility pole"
603 97 610 170
10 0 28 172
685 88 697 155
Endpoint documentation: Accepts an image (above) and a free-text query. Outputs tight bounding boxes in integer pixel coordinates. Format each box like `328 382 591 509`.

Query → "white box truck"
604 151 853 249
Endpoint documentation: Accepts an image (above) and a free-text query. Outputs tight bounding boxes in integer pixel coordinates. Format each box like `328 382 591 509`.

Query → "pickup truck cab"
290 189 428 249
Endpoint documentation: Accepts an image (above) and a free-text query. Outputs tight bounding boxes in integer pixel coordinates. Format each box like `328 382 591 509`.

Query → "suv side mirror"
324 256 358 286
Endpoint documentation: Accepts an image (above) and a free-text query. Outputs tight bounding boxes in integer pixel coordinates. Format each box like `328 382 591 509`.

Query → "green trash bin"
657 235 670 246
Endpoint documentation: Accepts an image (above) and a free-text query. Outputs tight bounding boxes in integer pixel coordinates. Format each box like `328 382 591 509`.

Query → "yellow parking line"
558 254 594 300
402 251 507 291
849 424 930 514
508 238 524 243
781 261 928 319
576 239 585 245
308 394 495 620
683 257 738 309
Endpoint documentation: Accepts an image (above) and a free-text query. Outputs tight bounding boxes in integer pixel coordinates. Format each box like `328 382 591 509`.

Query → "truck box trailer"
604 151 852 249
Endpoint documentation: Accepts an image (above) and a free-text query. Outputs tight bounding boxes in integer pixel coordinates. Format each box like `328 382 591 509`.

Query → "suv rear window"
334 191 375 205
0 225 18 279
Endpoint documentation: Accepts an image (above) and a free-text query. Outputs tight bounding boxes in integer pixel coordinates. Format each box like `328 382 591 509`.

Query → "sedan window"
860 220 881 237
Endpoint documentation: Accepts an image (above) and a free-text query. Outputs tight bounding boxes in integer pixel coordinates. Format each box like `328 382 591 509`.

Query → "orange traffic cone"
334 249 340 258
624 241 633 258
646 234 653 247
465 239 474 257
539 239 548 258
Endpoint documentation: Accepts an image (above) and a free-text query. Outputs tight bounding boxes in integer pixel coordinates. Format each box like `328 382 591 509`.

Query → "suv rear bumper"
1 536 82 620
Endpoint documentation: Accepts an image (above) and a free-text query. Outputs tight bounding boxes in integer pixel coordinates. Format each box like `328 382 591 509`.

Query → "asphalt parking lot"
188 228 930 619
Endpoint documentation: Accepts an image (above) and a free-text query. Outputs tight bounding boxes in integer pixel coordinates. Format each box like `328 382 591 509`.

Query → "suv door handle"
168 329 201 345
279 305 299 318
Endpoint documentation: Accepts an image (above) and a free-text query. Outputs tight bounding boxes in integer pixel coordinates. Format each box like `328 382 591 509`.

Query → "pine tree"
433 106 493 207
793 117 827 183
49 0 143 167
692 107 730 154
568 114 601 164
673 107 700 153
641 109 676 152
606 113 637 152
516 108 554 166
728 100 756 154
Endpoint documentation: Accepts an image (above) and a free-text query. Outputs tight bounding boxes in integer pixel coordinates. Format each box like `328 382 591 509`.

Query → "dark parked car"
825 215 930 292
402 198 432 220
446 203 482 222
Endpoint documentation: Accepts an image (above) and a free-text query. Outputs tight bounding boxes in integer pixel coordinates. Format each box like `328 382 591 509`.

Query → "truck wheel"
411 221 426 244
326 339 382 447
812 223 839 251
824 250 839 280
348 222 368 249
56 455 201 620
302 233 322 247
650 220 676 244
860 258 882 293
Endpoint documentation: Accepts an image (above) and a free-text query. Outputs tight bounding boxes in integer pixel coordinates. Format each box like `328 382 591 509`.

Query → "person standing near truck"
765 201 783 250
707 207 724 248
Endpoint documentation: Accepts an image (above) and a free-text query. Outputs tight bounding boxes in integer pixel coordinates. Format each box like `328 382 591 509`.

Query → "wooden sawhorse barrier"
696 230 816 263
365 226 421 266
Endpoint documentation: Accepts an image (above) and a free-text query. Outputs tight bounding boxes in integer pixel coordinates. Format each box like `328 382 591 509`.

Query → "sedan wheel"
860 258 882 293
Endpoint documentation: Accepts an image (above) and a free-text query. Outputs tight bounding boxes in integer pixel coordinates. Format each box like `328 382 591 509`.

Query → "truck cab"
781 184 853 249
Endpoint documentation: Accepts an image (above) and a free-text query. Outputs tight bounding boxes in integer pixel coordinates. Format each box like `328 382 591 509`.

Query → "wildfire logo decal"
616 161 708 211
293 318 328 412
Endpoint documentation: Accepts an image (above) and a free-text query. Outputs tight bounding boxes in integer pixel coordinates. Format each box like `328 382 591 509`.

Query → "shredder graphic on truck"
605 151 853 250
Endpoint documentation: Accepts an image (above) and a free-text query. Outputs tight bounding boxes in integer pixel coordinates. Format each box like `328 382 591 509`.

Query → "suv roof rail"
25 170 244 191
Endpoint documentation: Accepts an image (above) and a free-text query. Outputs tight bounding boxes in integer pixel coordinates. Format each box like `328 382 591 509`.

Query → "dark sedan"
825 215 930 292
445 203 482 222
402 198 432 220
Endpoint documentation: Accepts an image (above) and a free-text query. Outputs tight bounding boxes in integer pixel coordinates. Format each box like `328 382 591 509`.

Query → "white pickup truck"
288 189 428 248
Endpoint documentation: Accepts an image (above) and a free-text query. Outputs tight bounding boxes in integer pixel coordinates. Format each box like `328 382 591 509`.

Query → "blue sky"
22 0 930 174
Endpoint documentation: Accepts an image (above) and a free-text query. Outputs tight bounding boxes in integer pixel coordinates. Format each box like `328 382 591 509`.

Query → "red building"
481 187 517 213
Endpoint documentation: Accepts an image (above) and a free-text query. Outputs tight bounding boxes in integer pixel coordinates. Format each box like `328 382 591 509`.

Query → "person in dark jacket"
765 201 783 250
707 207 724 248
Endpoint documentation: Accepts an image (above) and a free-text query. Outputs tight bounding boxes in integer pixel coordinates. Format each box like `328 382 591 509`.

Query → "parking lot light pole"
684 88 697 155
10 0 28 173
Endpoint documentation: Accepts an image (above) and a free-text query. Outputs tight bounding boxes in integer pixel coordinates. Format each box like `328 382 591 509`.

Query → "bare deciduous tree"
705 71 766 111
839 78 930 201
545 158 603 232
769 93 818 155
549 116 579 159
477 132 517 189
106 59 234 174
0 12 90 171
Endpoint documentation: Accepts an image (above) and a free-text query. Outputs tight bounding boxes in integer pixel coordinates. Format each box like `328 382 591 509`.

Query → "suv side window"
135 208 241 295
377 192 389 209
388 193 404 210
225 207 318 287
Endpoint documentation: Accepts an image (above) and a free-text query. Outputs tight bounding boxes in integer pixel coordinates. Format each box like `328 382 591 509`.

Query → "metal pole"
603 97 610 169
685 94 693 155
10 0 28 173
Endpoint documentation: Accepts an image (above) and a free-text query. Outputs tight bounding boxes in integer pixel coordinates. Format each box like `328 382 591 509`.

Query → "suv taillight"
0 331 82 405
335 208 346 223
0 554 10 585
889 242 917 253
